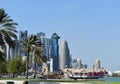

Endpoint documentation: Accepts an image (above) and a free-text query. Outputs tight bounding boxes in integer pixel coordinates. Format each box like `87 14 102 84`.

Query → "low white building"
115 70 120 76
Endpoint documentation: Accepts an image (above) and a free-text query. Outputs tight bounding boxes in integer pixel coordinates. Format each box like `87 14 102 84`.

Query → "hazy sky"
1 0 120 72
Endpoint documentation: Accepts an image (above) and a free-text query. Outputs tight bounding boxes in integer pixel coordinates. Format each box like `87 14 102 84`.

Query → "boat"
68 71 105 80
63 68 107 80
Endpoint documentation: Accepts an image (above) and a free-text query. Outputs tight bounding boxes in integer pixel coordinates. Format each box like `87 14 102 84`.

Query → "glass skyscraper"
37 32 60 72
19 30 28 41
9 40 19 58
7 30 28 60
51 33 60 71
19 30 28 57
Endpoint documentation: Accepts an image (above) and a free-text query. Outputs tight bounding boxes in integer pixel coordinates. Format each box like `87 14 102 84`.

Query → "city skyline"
9 30 104 70
1 0 120 72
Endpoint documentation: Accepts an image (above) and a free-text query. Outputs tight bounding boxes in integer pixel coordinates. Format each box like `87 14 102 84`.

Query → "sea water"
99 77 120 82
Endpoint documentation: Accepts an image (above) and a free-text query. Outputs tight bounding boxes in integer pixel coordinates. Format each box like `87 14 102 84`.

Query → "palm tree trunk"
8 47 10 60
26 52 29 79
34 62 37 79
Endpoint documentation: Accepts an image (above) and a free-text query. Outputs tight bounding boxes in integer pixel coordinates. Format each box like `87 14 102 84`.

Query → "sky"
1 0 120 72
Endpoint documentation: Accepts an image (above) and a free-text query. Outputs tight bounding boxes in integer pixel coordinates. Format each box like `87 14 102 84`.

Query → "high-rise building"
8 30 28 59
7 30 28 60
83 64 88 69
19 30 28 57
59 40 71 70
37 32 45 39
41 38 54 72
72 59 83 68
51 33 60 71
77 59 82 68
71 59 77 68
95 59 101 70
19 30 28 41
44 38 52 59
37 32 60 72
9 40 19 58
37 32 45 45
37 32 52 60
69 54 72 68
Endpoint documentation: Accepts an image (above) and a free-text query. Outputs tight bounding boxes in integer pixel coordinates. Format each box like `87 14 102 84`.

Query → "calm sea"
99 77 120 82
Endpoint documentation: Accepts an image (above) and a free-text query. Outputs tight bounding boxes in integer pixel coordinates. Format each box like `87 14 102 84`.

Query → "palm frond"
6 27 17 32
4 36 15 48
2 23 18 28
8 31 17 39
33 46 47 65
0 9 7 22
0 33 5 46
0 8 18 61
1 29 11 38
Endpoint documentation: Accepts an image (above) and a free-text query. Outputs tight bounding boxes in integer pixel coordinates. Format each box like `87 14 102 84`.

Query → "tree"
33 46 47 78
7 57 25 78
0 8 18 61
22 34 38 79
0 61 7 74
0 50 6 62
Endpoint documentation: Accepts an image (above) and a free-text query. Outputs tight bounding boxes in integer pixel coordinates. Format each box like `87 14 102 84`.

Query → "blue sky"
1 0 120 72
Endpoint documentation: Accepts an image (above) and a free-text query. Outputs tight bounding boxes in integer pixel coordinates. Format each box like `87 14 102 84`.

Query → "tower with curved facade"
59 40 71 70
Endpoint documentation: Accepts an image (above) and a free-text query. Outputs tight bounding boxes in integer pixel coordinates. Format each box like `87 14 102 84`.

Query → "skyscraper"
37 32 52 60
44 38 52 59
19 30 28 41
9 40 19 58
36 32 60 72
19 30 28 57
77 59 82 68
7 30 28 60
37 32 45 45
95 59 101 70
59 40 71 70
51 33 60 71
71 59 83 69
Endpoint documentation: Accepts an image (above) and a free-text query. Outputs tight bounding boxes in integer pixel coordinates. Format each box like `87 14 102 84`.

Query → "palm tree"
33 46 47 79
22 34 37 79
0 8 18 61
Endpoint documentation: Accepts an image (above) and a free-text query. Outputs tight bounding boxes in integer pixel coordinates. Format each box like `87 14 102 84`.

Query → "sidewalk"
0 80 91 84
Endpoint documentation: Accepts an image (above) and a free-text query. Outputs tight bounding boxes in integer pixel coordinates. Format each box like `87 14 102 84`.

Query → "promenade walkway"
0 80 91 84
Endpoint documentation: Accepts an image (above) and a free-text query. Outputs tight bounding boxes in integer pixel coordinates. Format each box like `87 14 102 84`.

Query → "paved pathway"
0 80 92 84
